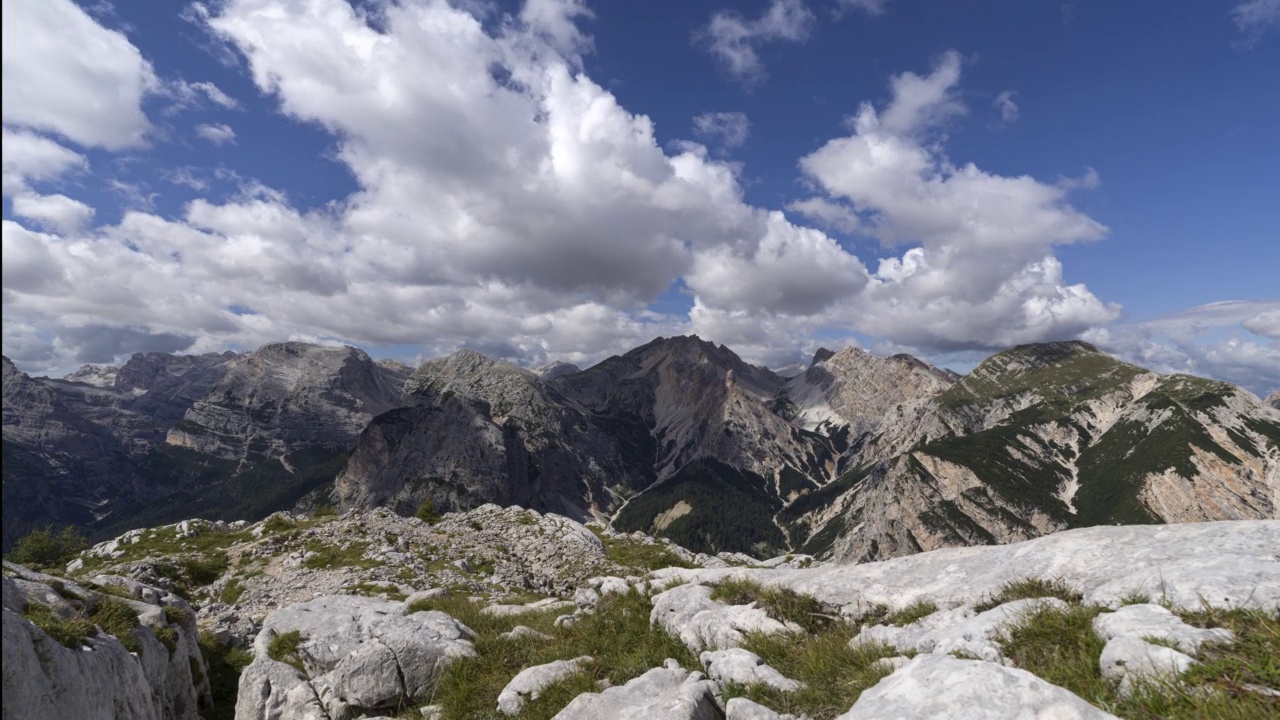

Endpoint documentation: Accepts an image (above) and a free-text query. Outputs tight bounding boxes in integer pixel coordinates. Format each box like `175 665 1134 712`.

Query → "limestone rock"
551 665 721 720
1092 603 1233 653
498 625 554 642
1099 636 1196 696
497 656 592 715
851 598 1068 663
238 595 476 719
650 583 799 652
653 521 1280 619
726 697 801 720
835 654 1119 719
699 648 801 692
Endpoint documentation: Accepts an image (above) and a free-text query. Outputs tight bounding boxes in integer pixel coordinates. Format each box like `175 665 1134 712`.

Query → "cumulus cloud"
698 0 814 84
693 111 750 151
1 128 88 195
796 50 1116 350
195 122 237 145
993 90 1019 124
10 192 95 235
1233 0 1280 45
1243 308 1280 338
1 0 155 149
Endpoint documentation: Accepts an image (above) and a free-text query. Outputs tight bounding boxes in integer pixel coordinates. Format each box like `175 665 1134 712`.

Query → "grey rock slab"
551 665 721 720
234 659 309 720
498 625 554 642
1092 603 1233 653
835 654 1119 720
699 648 800 692
651 583 799 652
651 521 1280 618
726 697 803 720
482 598 575 617
851 598 1067 663
497 656 592 715
1099 636 1196 696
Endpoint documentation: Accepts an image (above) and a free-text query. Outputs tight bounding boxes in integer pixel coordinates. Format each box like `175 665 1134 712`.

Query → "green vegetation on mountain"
613 458 785 557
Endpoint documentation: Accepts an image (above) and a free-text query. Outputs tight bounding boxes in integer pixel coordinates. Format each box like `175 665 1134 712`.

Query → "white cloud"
10 192 95 235
785 197 860 234
835 0 889 16
1 128 88 195
699 0 814 84
1080 301 1280 395
693 111 750 150
192 81 239 109
796 50 1116 350
994 90 1019 124
1 0 155 149
1243 308 1280 338
1233 0 1280 45
195 122 237 145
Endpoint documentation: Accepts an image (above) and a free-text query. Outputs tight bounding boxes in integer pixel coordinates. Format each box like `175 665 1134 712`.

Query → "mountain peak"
1267 390 1280 409
811 348 835 366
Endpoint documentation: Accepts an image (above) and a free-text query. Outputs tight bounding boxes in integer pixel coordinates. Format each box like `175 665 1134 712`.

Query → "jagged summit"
1268 390 1280 409
534 360 581 380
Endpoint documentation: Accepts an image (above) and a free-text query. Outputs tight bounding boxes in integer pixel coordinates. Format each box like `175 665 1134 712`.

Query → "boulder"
699 648 800 692
1092 603 1232 653
498 625 554 642
726 697 801 720
650 583 799 652
497 656 592 715
237 595 476 719
835 655 1119 719
551 664 721 720
1098 636 1196 696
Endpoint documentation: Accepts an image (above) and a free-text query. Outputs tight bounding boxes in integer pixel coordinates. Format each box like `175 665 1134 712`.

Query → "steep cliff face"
792 342 1280 562
335 350 653 519
2 344 411 546
165 342 408 459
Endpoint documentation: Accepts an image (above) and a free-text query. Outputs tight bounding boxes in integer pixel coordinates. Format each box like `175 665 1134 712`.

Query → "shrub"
415 498 439 523
260 515 297 534
155 625 180 653
7 526 88 569
313 503 337 518
199 631 254 720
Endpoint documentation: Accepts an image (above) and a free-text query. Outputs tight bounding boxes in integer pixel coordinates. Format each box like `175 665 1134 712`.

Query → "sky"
2 0 1278 395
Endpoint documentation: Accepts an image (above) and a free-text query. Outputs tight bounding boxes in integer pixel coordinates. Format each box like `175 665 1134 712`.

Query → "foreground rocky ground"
4 509 1278 719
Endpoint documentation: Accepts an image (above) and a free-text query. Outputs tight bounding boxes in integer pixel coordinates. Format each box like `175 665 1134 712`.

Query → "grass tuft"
199 631 254 720
267 629 307 672
885 600 939 627
23 603 98 648
709 577 837 634
974 576 1083 612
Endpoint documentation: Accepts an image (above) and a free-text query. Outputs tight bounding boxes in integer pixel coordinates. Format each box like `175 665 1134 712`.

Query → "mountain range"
4 337 1277 561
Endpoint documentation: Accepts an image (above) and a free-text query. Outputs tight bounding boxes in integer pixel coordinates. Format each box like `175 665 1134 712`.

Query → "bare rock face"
550 664 721 720
1267 390 1280 410
168 342 408 458
1 562 209 720
790 342 1280 562
835 655 1119 720
235 595 476 720
335 350 653 519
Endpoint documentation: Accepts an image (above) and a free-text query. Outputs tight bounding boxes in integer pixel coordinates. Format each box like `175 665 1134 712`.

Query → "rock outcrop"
237 595 476 720
550 663 721 720
2 562 209 720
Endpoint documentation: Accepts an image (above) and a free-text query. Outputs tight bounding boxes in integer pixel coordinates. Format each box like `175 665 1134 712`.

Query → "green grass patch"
345 582 407 601
420 590 697 720
709 577 837 634
593 531 696 572
22 602 98 648
974 577 1083 612
726 628 897 718
885 600 939 627
199 631 254 720
89 597 143 654
261 515 298 534
267 630 306 672
1002 602 1280 718
302 540 379 570
220 578 246 605
154 625 179 653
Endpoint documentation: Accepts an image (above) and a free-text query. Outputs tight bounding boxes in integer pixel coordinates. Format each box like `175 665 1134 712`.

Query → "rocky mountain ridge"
5 337 1278 565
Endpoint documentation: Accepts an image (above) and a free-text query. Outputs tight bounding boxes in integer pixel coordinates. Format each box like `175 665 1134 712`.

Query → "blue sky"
2 0 1278 394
